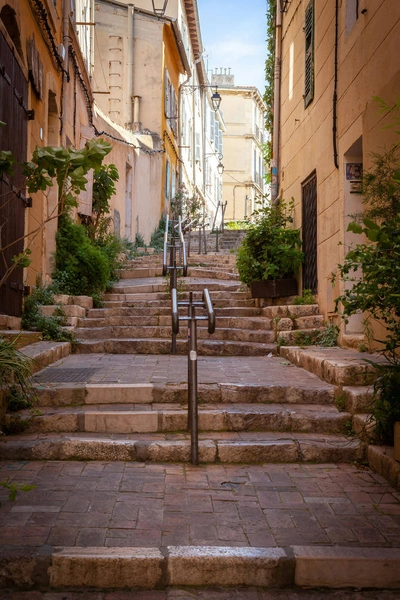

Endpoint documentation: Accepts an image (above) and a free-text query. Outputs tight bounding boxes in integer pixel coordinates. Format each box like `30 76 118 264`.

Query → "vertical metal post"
203 225 207 254
187 292 198 465
170 242 177 354
221 201 227 232
216 226 219 252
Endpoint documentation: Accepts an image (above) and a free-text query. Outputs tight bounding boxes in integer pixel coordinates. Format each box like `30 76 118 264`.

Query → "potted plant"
236 199 303 298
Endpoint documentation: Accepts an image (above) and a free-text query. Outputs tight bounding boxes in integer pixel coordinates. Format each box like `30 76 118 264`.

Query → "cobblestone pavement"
0 588 399 599
1 460 399 550
31 354 333 389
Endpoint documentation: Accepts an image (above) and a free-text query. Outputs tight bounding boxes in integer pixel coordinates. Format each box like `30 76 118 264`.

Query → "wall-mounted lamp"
182 84 222 112
151 0 168 16
211 89 222 111
205 153 224 175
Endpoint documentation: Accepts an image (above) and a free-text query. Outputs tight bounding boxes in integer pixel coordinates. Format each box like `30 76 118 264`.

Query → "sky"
197 0 267 95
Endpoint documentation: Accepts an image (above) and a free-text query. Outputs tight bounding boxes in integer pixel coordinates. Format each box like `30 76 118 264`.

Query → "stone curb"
1 546 399 591
19 341 72 374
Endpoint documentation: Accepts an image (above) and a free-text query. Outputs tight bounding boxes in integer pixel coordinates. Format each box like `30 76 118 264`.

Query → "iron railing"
171 288 215 465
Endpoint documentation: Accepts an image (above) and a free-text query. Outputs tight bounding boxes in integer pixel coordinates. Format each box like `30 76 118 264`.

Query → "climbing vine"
264 0 276 134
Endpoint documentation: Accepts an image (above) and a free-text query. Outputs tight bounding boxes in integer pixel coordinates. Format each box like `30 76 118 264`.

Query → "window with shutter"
195 132 201 162
304 0 314 108
165 160 171 200
164 69 170 117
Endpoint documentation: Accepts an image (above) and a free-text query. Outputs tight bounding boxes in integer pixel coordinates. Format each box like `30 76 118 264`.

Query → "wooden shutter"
304 0 314 108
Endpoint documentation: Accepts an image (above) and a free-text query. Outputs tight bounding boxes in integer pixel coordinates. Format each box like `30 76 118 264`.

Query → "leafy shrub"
293 289 315 305
334 96 400 445
224 220 250 230
236 199 303 286
53 214 110 296
0 337 32 391
150 216 166 252
370 362 400 445
21 279 76 345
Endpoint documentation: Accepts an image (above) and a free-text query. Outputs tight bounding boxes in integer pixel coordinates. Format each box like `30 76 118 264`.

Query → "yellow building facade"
274 0 400 347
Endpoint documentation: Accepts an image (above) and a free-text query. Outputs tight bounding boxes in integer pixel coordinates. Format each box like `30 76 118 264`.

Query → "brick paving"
1 460 399 551
31 353 333 389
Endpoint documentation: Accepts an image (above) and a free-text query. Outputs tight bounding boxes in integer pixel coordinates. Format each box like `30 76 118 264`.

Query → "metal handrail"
202 289 215 334
170 287 216 465
162 214 169 276
163 214 188 277
178 216 188 277
171 287 179 335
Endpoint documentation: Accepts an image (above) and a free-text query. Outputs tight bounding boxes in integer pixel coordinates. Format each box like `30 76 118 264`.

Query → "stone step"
280 346 389 386
9 403 349 435
108 283 244 296
74 326 275 344
187 267 239 280
18 341 72 374
77 315 272 330
0 431 364 463
1 545 400 592
86 306 262 318
277 328 325 345
0 329 42 349
102 298 257 309
261 304 320 318
31 382 335 408
74 338 277 356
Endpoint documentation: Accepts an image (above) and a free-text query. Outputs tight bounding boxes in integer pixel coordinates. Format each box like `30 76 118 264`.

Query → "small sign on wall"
346 163 363 194
346 163 363 180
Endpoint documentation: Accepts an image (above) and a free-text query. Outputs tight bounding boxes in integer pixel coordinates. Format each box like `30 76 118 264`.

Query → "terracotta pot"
250 278 298 299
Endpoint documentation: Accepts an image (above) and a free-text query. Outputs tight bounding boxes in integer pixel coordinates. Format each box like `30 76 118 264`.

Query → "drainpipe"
333 0 339 169
61 0 70 145
271 4 282 205
127 4 135 129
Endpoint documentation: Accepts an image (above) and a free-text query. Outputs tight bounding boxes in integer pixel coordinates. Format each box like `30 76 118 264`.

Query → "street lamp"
211 89 222 111
205 153 224 175
151 0 168 16
181 84 222 112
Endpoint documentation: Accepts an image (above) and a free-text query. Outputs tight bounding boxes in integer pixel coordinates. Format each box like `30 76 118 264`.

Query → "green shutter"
304 0 314 108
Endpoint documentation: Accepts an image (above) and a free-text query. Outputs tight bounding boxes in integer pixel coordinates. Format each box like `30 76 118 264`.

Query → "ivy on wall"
264 0 276 134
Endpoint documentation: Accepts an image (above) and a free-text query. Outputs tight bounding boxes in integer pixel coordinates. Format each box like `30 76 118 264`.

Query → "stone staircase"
1 250 400 595
185 228 247 253
1 252 364 467
72 253 325 357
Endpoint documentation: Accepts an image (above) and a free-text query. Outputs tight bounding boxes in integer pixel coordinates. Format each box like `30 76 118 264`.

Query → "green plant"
21 279 76 345
333 96 400 445
0 479 36 506
292 330 320 347
317 323 339 347
335 391 347 412
134 232 146 249
224 220 250 230
150 215 167 252
5 384 33 412
236 199 303 286
53 214 110 296
82 163 119 241
2 415 30 435
276 335 288 351
0 337 32 392
294 289 315 305
368 362 400 445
